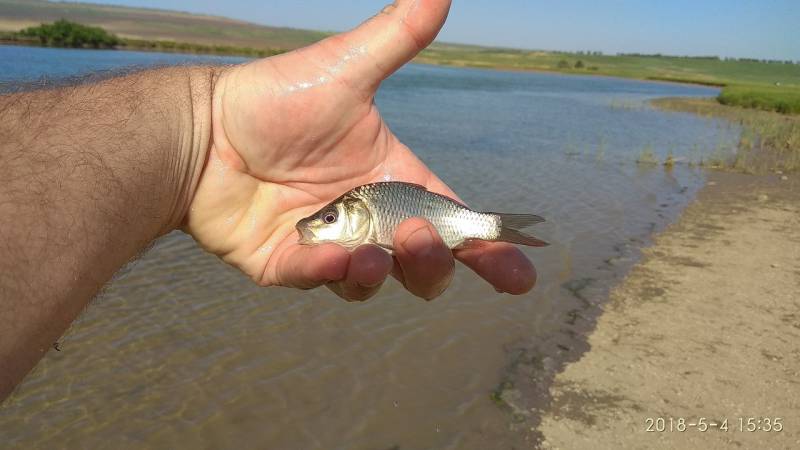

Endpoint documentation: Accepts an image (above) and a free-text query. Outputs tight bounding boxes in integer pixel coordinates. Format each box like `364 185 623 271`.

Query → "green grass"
718 84 800 115
119 38 284 58
415 48 800 87
652 97 800 173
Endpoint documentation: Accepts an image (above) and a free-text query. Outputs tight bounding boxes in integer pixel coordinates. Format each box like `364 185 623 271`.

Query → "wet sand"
537 171 800 449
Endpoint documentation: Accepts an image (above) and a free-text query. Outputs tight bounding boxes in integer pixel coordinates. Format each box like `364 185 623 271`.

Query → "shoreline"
0 41 727 91
0 39 281 59
412 57 727 89
535 170 800 448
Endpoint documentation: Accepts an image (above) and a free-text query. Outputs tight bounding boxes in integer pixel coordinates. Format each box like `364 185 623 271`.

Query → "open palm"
186 0 536 301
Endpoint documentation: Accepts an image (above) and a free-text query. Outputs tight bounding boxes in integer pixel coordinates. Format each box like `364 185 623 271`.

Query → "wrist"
161 66 221 235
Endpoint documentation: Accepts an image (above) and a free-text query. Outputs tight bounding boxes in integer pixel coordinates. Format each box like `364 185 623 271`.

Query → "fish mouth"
296 224 315 245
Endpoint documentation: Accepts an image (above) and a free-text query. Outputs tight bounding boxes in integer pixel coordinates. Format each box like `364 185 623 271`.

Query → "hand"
185 0 536 301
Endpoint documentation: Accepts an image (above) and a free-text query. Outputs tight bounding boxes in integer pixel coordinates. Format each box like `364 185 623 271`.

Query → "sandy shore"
538 171 800 449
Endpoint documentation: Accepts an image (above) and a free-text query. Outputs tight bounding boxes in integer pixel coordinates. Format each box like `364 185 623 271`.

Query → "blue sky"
79 0 799 60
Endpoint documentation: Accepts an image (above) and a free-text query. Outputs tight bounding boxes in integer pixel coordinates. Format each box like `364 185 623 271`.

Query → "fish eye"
322 211 337 224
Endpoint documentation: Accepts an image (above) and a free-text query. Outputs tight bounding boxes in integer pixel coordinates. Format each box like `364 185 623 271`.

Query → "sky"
78 0 799 61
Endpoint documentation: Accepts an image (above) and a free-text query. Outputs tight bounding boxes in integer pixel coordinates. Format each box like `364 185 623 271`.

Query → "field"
415 48 800 114
1 0 799 114
417 47 799 87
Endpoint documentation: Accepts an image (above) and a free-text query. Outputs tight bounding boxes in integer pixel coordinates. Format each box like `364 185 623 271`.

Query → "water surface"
0 45 739 448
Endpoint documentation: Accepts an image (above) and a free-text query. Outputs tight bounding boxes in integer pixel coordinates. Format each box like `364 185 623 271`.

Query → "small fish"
296 182 547 253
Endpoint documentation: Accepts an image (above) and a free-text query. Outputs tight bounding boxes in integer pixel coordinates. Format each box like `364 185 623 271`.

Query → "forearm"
0 67 215 400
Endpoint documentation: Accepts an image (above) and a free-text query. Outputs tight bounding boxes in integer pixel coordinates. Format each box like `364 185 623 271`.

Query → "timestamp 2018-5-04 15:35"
644 417 784 433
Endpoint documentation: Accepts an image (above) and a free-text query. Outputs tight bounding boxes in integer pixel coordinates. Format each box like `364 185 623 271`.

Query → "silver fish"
296 182 547 253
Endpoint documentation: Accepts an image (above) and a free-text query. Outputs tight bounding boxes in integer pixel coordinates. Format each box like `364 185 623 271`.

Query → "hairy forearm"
0 67 215 400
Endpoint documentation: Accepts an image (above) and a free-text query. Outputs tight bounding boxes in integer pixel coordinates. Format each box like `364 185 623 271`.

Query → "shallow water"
0 46 740 448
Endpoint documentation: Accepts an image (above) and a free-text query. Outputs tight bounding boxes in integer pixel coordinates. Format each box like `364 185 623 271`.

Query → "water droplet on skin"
328 45 367 75
381 159 395 182
283 76 330 95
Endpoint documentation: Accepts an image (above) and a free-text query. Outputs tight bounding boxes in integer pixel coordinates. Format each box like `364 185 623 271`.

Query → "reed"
652 97 800 173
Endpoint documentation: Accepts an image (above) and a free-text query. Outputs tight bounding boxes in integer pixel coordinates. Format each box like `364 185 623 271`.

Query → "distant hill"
0 0 331 50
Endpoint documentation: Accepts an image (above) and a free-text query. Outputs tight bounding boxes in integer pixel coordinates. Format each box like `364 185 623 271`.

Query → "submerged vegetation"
635 145 659 165
652 97 800 173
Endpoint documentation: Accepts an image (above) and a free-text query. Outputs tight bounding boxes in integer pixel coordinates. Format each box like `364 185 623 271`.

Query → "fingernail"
357 281 383 289
403 226 434 257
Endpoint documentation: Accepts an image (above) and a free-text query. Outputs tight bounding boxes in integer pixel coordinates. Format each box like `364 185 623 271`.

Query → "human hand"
185 0 536 300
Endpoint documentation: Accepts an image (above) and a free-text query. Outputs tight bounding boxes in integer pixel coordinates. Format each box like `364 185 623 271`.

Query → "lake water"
0 46 739 448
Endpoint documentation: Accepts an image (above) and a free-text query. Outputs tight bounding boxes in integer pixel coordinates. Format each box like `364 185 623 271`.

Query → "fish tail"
495 213 549 247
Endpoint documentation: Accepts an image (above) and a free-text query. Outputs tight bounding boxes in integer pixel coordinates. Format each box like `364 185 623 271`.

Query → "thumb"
316 0 451 94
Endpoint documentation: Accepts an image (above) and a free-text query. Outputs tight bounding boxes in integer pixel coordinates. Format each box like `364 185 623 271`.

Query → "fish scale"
351 183 500 249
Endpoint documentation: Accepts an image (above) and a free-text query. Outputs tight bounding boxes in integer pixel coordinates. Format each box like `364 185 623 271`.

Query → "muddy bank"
534 171 800 449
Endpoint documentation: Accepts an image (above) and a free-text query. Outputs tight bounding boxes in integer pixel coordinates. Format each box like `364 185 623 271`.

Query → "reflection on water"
0 46 738 448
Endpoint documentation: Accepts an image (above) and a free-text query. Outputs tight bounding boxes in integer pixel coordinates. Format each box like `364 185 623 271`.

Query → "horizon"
69 0 800 61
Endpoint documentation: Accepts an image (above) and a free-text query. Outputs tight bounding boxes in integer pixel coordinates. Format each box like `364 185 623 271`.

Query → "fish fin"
454 239 483 250
498 227 549 247
496 213 548 247
494 213 545 228
376 243 396 255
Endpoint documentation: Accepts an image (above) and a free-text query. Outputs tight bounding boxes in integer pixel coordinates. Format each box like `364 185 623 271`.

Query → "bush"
557 59 570 69
19 19 120 49
574 60 584 69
